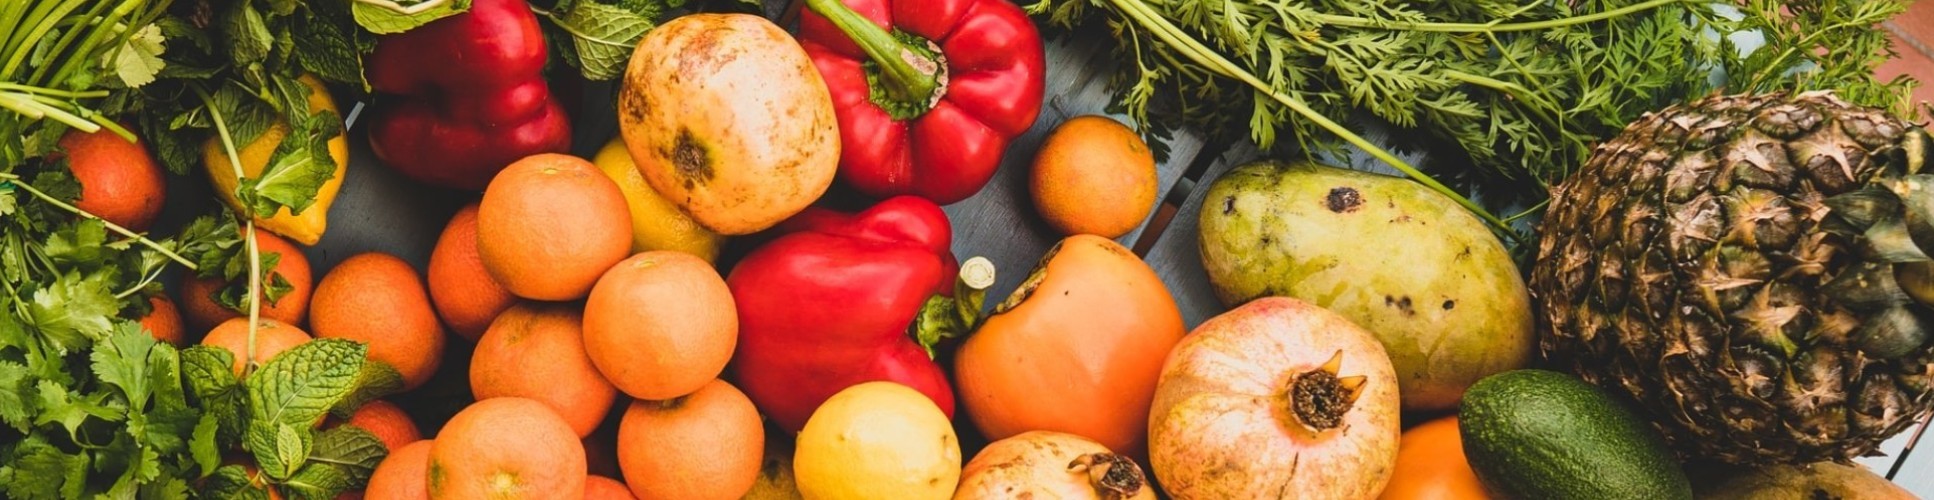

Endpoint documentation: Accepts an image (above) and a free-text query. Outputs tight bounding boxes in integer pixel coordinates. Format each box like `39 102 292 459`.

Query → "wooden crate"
290 3 1932 493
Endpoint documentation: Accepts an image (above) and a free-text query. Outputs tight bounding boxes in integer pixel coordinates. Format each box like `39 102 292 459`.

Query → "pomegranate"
1147 296 1401 499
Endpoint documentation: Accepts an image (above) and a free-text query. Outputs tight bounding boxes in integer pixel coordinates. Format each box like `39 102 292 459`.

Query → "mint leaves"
245 339 366 479
352 0 474 34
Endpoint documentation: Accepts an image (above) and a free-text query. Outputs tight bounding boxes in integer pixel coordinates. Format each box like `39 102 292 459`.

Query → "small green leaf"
181 346 247 448
352 0 472 34
295 1 371 89
209 82 276 152
0 436 75 499
112 24 168 88
243 340 366 479
240 111 340 216
201 464 272 500
25 269 119 352
0 361 32 430
330 360 404 418
280 426 387 499
138 477 191 500
254 421 309 480
191 413 222 478
548 1 661 80
223 1 275 65
44 218 106 268
90 322 156 406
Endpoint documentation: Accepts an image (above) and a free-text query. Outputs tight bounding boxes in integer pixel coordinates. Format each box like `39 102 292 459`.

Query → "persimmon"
954 234 1185 457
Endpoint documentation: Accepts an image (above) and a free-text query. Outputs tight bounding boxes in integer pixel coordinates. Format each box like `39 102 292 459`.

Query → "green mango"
1197 160 1532 411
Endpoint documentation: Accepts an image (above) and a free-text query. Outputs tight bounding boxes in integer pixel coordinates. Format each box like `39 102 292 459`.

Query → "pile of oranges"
141 152 760 499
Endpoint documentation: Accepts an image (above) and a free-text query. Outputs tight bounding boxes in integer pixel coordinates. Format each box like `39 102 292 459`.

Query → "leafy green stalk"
0 171 196 269
1028 0 1917 241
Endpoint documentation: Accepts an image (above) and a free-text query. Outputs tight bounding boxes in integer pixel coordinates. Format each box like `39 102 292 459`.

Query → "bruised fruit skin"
1148 297 1401 500
57 126 166 232
429 397 587 499
618 13 838 235
1198 160 1532 412
956 431 1157 500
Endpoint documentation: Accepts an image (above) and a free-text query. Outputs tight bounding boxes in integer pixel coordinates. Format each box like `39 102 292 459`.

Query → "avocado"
1458 369 1692 500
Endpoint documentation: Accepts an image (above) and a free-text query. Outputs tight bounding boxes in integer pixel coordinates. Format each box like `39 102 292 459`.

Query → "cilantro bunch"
0 167 393 498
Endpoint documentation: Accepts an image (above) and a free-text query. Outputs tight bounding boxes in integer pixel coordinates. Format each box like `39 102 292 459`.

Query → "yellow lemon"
591 137 725 262
794 382 960 500
202 74 347 246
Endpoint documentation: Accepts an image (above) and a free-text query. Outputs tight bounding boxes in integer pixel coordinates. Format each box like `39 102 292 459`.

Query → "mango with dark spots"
1197 160 1533 412
617 13 838 235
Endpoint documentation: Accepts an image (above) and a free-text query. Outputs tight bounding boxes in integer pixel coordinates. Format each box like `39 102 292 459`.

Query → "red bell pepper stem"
911 256 996 358
802 0 944 110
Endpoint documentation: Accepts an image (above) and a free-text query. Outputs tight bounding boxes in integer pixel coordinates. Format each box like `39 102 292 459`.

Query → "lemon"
592 137 725 262
794 382 960 500
202 74 347 246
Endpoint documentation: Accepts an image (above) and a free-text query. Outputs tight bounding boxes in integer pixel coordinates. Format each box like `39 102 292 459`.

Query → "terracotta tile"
1879 38 1934 110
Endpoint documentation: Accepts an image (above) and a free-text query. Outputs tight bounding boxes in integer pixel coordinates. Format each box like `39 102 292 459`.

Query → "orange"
310 252 445 390
199 317 311 377
583 251 736 400
1379 417 1489 500
616 379 763 500
139 295 185 346
181 227 313 332
476 154 632 301
366 439 433 500
1028 115 1159 239
341 400 423 453
57 126 166 232
585 475 636 500
427 203 516 342
470 303 617 437
429 397 586 499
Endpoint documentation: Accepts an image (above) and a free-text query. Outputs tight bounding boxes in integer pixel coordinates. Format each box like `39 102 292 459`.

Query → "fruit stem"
909 256 996 358
1068 453 1150 499
802 0 946 114
196 84 266 377
1287 350 1362 432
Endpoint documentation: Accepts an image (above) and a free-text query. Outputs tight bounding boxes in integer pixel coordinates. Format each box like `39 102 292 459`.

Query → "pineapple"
1532 91 1934 465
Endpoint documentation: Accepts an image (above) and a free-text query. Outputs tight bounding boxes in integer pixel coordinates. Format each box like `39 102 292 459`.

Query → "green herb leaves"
539 0 706 80
1028 0 1918 235
352 0 474 34
245 339 366 479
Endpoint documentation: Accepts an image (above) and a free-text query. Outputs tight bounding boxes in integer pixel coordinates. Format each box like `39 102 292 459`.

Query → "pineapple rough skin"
1533 91 1934 465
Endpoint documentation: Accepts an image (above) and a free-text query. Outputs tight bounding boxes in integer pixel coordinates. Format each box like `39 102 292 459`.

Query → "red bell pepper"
798 0 1046 205
364 0 572 191
727 196 992 432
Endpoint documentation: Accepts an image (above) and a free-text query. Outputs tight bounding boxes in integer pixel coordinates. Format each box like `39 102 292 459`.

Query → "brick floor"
1878 1 1934 112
